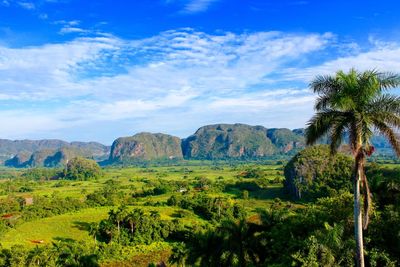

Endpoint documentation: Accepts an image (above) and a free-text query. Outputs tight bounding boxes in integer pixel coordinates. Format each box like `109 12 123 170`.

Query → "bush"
63 157 102 181
284 145 353 200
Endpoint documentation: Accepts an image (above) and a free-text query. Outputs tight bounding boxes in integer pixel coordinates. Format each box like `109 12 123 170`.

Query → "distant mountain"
266 128 305 153
1 139 110 167
1 123 395 167
109 123 395 163
109 132 183 162
182 124 278 159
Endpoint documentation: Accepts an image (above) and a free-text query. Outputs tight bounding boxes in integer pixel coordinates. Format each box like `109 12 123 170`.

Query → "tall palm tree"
218 219 254 267
88 222 99 246
305 69 400 267
169 242 188 267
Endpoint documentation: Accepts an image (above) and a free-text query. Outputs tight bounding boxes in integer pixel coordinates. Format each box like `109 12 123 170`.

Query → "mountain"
109 132 183 162
182 124 278 159
2 123 396 167
112 123 397 163
266 128 305 153
1 140 110 167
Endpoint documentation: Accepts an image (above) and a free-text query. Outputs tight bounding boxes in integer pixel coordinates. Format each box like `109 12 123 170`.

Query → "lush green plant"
284 145 353 200
63 157 102 181
305 69 400 266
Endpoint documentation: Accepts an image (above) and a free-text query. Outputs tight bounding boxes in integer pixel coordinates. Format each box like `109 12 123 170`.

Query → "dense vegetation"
305 69 400 266
0 154 397 266
284 145 353 200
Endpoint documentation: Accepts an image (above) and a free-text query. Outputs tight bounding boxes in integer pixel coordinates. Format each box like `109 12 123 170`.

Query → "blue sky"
0 0 400 144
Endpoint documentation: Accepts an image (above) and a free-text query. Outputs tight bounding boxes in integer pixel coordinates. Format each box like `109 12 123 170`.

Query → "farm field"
0 157 398 266
0 161 286 251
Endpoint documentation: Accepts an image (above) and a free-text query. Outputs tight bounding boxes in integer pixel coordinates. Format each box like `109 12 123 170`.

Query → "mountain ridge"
0 123 395 166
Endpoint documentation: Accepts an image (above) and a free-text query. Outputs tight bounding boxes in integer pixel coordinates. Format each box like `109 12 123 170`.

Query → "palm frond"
377 72 400 90
329 119 350 154
372 120 400 156
310 75 339 94
305 110 351 146
367 94 400 115
361 173 371 230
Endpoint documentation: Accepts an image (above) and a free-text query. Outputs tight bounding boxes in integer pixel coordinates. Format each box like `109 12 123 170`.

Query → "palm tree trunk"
354 154 365 267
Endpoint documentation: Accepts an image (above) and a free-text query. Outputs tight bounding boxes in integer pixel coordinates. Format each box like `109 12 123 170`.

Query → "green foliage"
284 145 353 199
86 180 125 206
166 193 245 222
97 207 176 245
242 190 249 200
0 161 399 266
236 167 265 179
21 168 61 181
63 157 102 181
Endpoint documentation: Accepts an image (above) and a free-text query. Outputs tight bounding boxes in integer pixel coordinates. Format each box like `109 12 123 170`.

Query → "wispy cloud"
165 0 220 14
59 27 88 34
181 0 219 13
0 29 398 142
17 1 35 9
1 0 10 7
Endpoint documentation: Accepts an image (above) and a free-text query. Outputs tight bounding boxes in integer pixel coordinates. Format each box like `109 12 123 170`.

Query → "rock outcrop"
182 124 278 159
109 132 183 162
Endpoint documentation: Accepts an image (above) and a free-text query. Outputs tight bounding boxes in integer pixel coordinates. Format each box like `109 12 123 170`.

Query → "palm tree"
169 242 188 267
305 69 400 267
108 206 128 235
186 230 224 266
125 212 137 235
88 222 99 246
218 219 254 267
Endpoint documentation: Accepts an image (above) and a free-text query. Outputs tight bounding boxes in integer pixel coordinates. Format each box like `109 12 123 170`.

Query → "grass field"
0 162 286 249
0 205 208 248
1 207 109 248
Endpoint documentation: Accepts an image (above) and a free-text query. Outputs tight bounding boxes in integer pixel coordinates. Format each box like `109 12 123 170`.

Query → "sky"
1 0 400 144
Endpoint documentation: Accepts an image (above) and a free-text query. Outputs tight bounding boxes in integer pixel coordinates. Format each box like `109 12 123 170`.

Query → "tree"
63 157 102 181
186 230 224 266
305 69 400 267
108 206 128 236
218 219 254 267
169 242 188 267
88 223 99 245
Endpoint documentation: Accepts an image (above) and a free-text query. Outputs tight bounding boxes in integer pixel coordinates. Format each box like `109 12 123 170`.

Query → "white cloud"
1 29 399 142
284 43 400 82
59 27 88 34
182 0 219 13
17 1 35 9
165 0 220 14
1 0 10 7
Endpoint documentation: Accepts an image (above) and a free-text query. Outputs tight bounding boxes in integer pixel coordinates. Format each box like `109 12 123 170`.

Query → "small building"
23 197 34 206
177 188 187 193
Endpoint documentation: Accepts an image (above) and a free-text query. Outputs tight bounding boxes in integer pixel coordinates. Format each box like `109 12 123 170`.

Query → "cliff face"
266 128 305 153
2 123 395 167
182 124 280 159
109 132 183 162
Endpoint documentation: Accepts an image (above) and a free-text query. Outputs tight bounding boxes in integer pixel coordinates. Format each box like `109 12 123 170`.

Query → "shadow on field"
72 221 91 231
53 237 76 243
224 181 288 200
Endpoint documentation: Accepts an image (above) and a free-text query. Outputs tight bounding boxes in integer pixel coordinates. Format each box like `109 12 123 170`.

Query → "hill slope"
109 132 183 162
1 140 110 167
182 124 279 159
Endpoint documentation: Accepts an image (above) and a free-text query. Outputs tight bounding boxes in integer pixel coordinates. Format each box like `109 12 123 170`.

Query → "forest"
0 149 397 266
